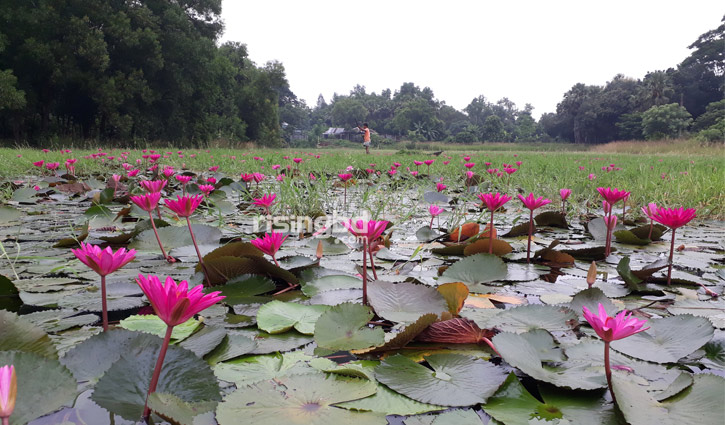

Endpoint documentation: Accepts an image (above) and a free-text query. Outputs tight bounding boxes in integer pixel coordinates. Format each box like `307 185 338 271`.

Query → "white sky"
220 1 723 118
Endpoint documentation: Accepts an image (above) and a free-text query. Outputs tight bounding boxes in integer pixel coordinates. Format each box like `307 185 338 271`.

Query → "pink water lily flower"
597 187 630 206
464 162 475 169
479 192 512 212
165 195 204 218
582 303 649 405
342 219 389 305
0 364 17 422
582 303 649 342
135 274 224 420
424 159 434 166
136 275 224 326
436 183 446 192
559 188 571 201
71 243 136 276
251 231 288 267
130 192 161 212
175 175 192 184
198 184 215 196
140 180 167 193
651 206 697 285
71 242 136 331
253 193 276 215
518 193 551 263
338 173 353 182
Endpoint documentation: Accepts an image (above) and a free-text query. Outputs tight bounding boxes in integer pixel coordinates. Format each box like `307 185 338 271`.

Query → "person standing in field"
357 123 371 154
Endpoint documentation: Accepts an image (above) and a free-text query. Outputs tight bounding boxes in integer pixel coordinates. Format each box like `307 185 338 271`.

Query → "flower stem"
148 211 169 261
143 325 173 422
667 228 676 285
488 210 495 254
647 219 653 240
362 239 368 306
369 249 378 280
605 210 612 257
3 416 8 425
101 275 108 332
604 341 617 405
526 210 534 264
187 217 211 287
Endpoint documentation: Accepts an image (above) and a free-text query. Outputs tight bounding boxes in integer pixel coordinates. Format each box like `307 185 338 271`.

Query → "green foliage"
0 0 284 146
641 103 693 140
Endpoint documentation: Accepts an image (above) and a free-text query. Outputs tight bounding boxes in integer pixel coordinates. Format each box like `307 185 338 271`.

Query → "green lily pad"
319 360 446 415
314 303 385 351
147 392 217 425
0 309 57 358
611 314 714 363
119 315 201 341
216 373 385 425
204 333 257 365
569 287 616 320
367 281 448 323
22 309 98 332
0 206 23 224
416 226 443 242
403 408 483 425
374 353 506 406
484 373 616 425
178 326 228 358
257 300 331 335
303 236 351 256
0 351 77 425
438 254 508 285
91 332 221 421
209 274 275 305
493 331 607 390
214 351 316 386
130 224 222 251
301 271 361 296
611 371 725 425
614 229 652 245
484 304 578 334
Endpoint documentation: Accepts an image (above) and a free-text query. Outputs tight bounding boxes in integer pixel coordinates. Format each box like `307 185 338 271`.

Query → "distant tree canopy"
0 0 289 146
0 4 722 146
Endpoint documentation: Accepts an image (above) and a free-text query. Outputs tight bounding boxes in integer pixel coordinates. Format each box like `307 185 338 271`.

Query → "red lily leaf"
416 318 496 345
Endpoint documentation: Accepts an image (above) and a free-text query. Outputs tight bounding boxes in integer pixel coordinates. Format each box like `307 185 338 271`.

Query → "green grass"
1 144 723 219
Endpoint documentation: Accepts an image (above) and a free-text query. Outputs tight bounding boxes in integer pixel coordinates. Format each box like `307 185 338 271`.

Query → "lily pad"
438 254 508 285
484 373 616 425
119 315 201 341
130 224 222 251
483 304 578 334
257 300 331 335
493 331 606 389
91 332 221 420
214 351 316 386
611 370 725 425
314 303 385 351
0 309 57 358
212 274 275 304
367 281 448 323
216 373 385 425
374 353 506 406
611 314 714 363
147 392 217 425
0 351 78 425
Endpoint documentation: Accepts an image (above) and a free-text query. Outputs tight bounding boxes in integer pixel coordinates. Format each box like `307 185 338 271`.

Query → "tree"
481 115 505 142
331 97 367 127
556 83 602 143
681 15 724 76
641 103 692 140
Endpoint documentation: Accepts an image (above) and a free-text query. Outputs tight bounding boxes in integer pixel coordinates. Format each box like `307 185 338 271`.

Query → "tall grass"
1 143 723 218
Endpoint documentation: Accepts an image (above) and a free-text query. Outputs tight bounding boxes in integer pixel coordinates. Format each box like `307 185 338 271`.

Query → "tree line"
0 2 722 146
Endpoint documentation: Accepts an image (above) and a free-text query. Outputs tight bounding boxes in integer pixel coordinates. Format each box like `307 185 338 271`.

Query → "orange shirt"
362 128 370 142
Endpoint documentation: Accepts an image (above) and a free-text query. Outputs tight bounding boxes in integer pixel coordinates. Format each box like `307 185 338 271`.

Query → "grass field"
1 139 723 218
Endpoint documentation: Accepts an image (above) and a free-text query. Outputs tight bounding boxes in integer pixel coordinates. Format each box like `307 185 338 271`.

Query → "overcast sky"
220 1 723 118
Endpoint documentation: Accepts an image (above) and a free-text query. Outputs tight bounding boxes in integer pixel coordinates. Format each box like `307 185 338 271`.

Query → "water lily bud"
587 261 597 288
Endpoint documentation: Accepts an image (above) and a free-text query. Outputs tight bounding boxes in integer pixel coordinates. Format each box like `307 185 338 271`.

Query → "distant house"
322 127 381 141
